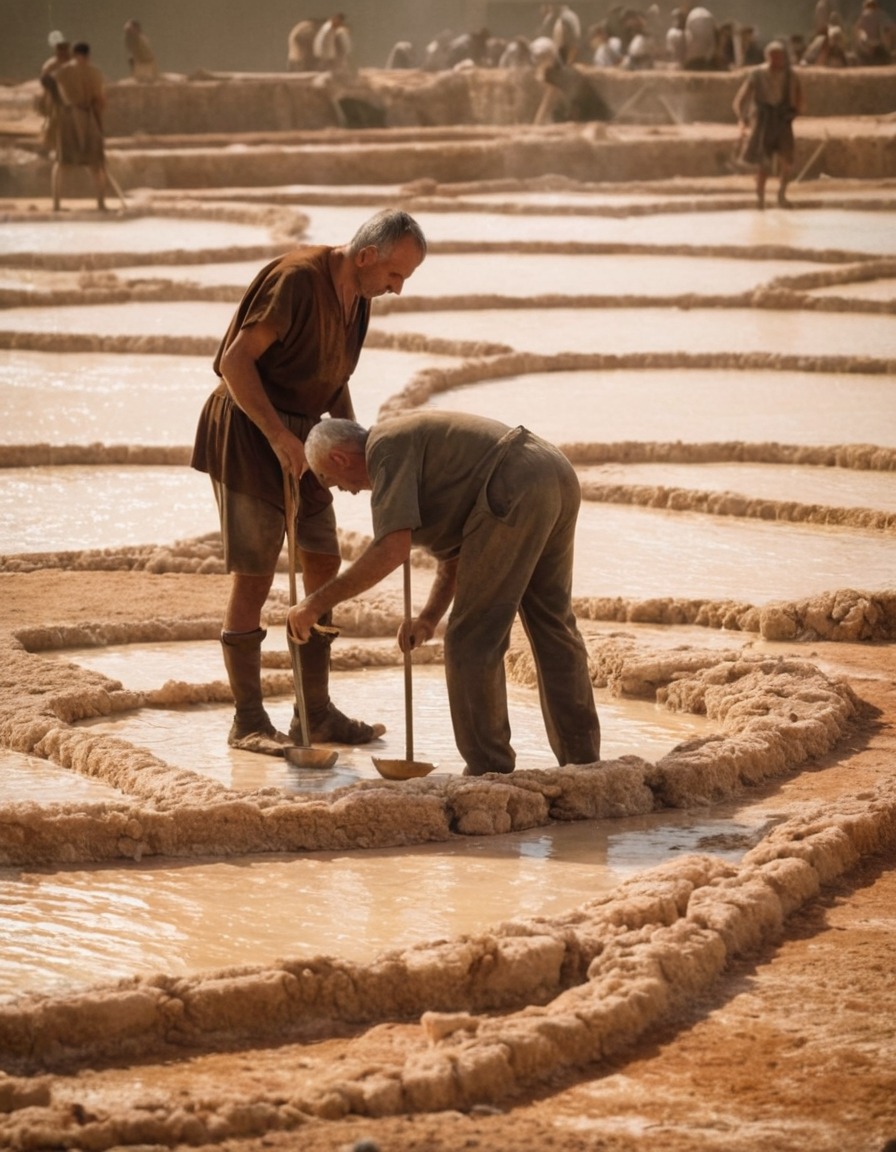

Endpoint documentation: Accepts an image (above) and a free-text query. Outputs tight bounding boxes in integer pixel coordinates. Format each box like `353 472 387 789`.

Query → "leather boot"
221 628 291 754
289 614 385 745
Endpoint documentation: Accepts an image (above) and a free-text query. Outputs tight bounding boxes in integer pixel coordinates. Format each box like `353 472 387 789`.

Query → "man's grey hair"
347 209 427 258
305 418 369 470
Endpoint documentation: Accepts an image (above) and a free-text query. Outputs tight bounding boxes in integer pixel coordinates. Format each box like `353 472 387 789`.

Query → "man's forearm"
302 530 411 619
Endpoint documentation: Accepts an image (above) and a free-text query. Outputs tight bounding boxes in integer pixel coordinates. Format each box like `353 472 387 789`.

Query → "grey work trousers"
444 430 601 775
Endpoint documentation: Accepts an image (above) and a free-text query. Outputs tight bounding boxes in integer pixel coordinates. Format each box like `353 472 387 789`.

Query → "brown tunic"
53 59 106 166
734 64 801 167
191 246 370 511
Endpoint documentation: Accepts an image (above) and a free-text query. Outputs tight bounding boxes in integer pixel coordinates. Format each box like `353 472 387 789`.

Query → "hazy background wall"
2 0 885 82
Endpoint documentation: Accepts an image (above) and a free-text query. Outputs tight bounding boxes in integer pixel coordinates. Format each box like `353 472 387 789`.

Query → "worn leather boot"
289 615 385 745
221 628 291 755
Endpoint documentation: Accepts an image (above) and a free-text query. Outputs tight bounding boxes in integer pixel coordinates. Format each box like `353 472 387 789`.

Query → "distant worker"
853 0 895 64
733 40 803 210
589 22 623 67
665 7 687 67
684 5 720 69
622 30 656 70
716 22 736 68
123 19 159 82
51 41 109 213
538 3 582 63
313 13 352 72
533 41 610 123
735 25 764 68
287 19 321 71
812 0 833 39
37 31 72 156
422 29 456 71
445 28 492 68
484 36 508 66
801 16 851 66
498 36 535 68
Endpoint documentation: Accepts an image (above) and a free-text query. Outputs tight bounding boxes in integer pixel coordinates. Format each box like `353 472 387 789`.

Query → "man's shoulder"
277 245 329 271
263 247 330 292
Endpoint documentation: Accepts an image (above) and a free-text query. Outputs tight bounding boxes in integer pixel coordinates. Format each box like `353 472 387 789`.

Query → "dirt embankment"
1 65 895 197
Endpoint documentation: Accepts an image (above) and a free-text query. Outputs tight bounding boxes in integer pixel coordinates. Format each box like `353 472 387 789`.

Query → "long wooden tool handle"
284 473 298 608
403 557 414 763
283 472 310 748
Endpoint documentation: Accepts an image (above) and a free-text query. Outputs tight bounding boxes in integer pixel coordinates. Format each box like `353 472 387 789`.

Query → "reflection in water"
0 350 215 446
4 467 891 600
0 300 234 339
0 466 218 553
0 347 455 447
66 666 708 791
371 306 896 359
0 217 275 256
114 251 826 296
430 369 896 449
575 502 896 602
404 253 826 299
304 205 896 256
0 751 124 804
578 461 896 514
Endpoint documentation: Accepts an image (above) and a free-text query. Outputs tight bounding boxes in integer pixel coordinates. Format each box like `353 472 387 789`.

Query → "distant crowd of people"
33 3 892 215
378 1 896 74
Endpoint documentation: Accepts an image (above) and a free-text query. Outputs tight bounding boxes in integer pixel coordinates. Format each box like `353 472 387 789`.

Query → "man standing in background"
51 41 109 212
733 39 803 210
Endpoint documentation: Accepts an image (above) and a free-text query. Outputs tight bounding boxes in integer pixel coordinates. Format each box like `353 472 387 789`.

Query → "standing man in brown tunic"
51 41 109 212
287 411 602 777
733 40 803 210
192 210 427 756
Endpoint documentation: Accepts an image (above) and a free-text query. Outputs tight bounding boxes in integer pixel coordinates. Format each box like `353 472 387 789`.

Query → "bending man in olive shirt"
288 411 601 776
192 209 427 754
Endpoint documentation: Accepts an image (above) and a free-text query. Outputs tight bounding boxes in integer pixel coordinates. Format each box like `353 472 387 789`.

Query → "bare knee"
226 572 275 632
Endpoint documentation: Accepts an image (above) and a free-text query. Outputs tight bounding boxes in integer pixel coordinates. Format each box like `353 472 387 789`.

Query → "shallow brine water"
111 252 827 297
301 205 896 256
4 302 893 362
0 217 277 256
2 467 890 601
578 461 896 513
0 347 454 447
0 465 217 552
427 368 896 448
0 800 767 1004
62 663 707 788
371 306 896 359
